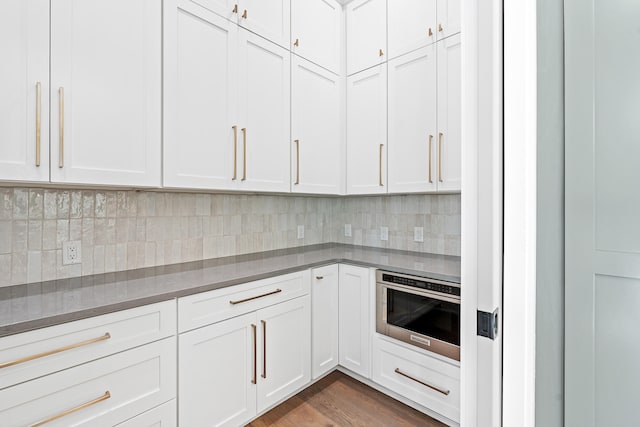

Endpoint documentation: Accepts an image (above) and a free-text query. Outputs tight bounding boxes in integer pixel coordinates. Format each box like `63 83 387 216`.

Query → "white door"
50 0 161 187
0 0 49 183
291 0 342 74
163 0 239 190
179 312 257 427
338 264 371 378
436 34 461 192
387 45 437 193
346 0 387 76
436 0 461 40
387 0 437 60
187 0 237 21
565 1 640 425
311 265 339 379
291 56 344 195
238 0 290 49
238 29 290 193
346 64 387 194
256 296 311 413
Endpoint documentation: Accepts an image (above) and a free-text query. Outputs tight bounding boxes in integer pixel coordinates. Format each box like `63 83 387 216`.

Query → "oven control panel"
381 273 461 297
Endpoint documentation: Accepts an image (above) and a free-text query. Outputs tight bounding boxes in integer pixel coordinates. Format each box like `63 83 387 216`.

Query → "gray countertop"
0 244 460 338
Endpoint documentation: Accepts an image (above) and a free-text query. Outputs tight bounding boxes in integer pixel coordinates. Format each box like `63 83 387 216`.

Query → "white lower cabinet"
116 400 177 427
311 265 339 379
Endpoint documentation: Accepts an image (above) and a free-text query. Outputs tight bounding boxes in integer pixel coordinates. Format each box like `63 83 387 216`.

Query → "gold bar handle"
261 320 267 379
30 391 111 427
229 288 282 305
294 139 300 185
428 135 433 183
241 128 247 181
232 125 238 180
35 82 41 167
251 324 257 384
438 132 443 183
394 368 450 396
379 143 384 186
0 333 111 370
58 87 64 168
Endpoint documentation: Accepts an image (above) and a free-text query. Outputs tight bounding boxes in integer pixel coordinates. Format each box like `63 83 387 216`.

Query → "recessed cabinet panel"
239 0 290 49
0 0 50 183
436 0 461 40
164 2 238 190
387 0 436 59
50 0 162 187
311 265 340 379
388 45 437 193
188 0 236 21
346 0 387 75
291 0 342 74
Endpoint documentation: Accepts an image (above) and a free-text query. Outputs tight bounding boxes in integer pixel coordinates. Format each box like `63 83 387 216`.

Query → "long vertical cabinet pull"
35 82 41 167
251 324 257 384
58 88 65 168
438 132 443 182
428 135 433 183
379 144 384 186
241 128 247 181
232 126 238 180
261 320 267 379
294 140 300 185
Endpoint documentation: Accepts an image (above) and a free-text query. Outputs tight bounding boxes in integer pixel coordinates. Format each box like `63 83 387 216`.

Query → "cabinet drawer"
0 337 176 427
0 300 176 390
372 336 460 423
178 270 310 332
116 400 176 427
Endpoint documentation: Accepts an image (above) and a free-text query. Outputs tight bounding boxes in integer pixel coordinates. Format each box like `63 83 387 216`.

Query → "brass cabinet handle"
379 143 384 186
428 28 433 37
438 132 443 182
438 23 443 32
394 368 450 396
229 288 282 305
261 320 267 379
58 87 64 168
379 48 384 57
294 38 299 47
30 391 111 427
428 135 433 183
242 9 247 19
0 333 111 369
241 128 247 181
294 139 300 185
251 324 257 384
232 125 238 180
232 4 238 13
35 82 41 167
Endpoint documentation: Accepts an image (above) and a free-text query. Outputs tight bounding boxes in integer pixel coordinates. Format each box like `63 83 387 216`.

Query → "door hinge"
477 308 499 340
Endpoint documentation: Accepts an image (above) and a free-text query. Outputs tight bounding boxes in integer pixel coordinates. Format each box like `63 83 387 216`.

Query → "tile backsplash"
0 188 460 287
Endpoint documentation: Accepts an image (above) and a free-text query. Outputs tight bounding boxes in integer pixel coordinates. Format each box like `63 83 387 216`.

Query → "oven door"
376 282 461 361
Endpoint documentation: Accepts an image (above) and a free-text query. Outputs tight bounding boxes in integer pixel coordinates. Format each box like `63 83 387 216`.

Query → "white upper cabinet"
346 0 386 76
436 33 461 192
387 0 436 59
188 0 237 21
291 0 342 74
0 0 50 183
236 0 290 49
237 29 291 193
291 56 344 195
346 64 387 194
388 44 437 193
50 0 162 187
164 1 239 190
436 0 461 40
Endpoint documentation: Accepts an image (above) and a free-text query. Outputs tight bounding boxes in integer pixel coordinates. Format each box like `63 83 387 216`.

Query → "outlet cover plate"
413 227 424 243
62 240 82 265
345 224 352 237
380 226 389 241
297 225 305 239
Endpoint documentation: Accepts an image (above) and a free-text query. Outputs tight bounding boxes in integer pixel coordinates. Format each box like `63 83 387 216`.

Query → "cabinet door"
436 34 461 192
238 0 290 49
387 0 436 59
387 45 437 193
291 0 342 74
291 56 344 195
116 400 176 427
238 29 291 193
347 64 387 194
187 0 237 21
50 0 161 187
338 264 371 378
0 0 49 183
346 0 386 75
311 265 339 379
256 296 311 412
436 0 461 40
179 312 257 427
164 1 239 190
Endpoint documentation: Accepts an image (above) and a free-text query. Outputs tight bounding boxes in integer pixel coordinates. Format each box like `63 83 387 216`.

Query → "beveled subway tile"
28 189 43 219
13 189 28 219
0 189 12 220
56 191 69 219
70 191 82 218
44 190 57 219
12 220 28 252
83 191 95 217
0 221 12 254
28 220 43 251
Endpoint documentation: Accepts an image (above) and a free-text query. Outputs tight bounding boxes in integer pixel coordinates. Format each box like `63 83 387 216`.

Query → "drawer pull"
251 324 257 384
261 320 267 379
0 333 111 369
30 391 111 427
394 368 450 396
229 288 282 305
35 82 41 167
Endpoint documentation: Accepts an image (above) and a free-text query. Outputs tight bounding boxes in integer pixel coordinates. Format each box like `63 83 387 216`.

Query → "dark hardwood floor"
246 371 447 427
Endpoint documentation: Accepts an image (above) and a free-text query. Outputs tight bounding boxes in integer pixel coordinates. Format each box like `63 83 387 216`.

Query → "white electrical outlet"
297 225 305 239
414 227 424 243
62 240 82 265
380 226 389 241
345 224 352 237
